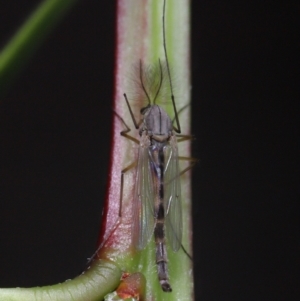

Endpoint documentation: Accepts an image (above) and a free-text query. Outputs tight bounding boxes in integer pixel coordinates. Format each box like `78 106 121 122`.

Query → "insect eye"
140 105 150 115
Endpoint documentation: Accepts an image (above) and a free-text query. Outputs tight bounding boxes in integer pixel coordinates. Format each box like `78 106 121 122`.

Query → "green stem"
0 0 78 94
101 0 193 299
0 260 121 301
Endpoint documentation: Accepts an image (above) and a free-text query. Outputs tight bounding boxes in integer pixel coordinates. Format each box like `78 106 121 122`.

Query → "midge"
117 0 193 293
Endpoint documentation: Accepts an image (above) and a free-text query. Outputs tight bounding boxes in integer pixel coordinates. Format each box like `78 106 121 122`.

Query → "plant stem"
98 0 193 299
0 0 78 94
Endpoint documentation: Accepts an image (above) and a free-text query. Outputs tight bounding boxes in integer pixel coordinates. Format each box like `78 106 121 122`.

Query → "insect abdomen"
153 148 172 292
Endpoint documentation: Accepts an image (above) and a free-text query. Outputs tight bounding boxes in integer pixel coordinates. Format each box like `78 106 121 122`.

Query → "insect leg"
176 134 195 143
114 110 140 144
162 0 181 134
174 133 198 176
114 110 140 217
88 112 139 265
176 156 198 261
178 156 198 177
172 104 190 123
87 152 137 265
123 93 143 130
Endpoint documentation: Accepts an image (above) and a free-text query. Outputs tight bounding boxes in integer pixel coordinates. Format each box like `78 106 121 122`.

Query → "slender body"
133 104 181 292
121 0 184 293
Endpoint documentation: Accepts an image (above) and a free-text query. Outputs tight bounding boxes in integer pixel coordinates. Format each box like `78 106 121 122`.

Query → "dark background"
0 1 298 300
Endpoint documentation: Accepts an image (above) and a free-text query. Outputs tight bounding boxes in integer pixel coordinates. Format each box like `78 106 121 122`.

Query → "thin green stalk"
0 0 78 94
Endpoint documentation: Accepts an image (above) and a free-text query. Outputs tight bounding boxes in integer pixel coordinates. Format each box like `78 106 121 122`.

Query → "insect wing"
132 134 155 250
164 135 182 252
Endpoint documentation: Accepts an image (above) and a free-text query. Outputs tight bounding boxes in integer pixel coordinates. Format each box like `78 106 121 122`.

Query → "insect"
117 0 194 293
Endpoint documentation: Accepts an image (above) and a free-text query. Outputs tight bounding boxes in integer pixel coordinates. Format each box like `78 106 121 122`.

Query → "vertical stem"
99 0 193 299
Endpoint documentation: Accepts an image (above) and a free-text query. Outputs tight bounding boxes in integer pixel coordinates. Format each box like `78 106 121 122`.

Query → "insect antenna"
162 0 181 133
153 59 164 104
139 59 151 106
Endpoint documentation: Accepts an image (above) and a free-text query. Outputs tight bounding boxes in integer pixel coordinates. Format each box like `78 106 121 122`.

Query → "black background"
0 1 298 300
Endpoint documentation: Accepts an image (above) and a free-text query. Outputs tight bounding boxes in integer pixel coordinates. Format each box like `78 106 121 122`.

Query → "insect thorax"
140 105 173 142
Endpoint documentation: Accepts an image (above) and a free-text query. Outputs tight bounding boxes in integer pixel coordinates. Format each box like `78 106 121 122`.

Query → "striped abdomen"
153 145 172 292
